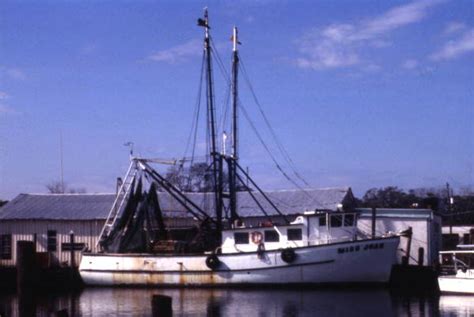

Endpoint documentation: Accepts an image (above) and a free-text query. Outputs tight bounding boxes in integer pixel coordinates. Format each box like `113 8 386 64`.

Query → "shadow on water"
0 289 80 317
1 286 472 316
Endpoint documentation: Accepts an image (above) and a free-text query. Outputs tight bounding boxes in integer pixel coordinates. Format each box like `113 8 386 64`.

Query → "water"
0 287 473 316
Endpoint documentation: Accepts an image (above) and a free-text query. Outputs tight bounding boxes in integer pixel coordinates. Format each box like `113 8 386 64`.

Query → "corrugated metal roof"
0 188 353 220
0 193 115 220
157 188 352 217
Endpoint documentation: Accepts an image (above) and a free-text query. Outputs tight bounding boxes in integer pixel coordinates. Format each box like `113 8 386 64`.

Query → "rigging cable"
182 53 206 164
238 103 311 196
208 38 310 195
239 58 311 188
209 37 232 142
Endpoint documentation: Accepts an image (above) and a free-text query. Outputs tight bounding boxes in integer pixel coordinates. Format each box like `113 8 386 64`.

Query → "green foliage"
165 163 214 192
361 186 440 210
361 186 422 209
360 186 474 224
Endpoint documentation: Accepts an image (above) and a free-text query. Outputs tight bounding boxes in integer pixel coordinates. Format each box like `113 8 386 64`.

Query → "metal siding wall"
0 219 105 267
358 218 429 266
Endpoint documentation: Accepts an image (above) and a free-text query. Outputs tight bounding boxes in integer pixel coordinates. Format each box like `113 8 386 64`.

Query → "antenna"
124 141 134 159
60 130 64 193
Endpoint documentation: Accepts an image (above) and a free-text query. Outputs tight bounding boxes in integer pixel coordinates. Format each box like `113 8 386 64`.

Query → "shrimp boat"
438 246 474 293
79 10 400 286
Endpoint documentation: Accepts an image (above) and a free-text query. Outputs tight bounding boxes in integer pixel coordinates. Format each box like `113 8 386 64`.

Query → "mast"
198 9 223 239
229 26 239 223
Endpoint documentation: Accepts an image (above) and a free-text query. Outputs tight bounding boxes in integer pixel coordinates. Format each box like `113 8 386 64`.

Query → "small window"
47 230 57 252
264 230 279 242
287 229 302 241
330 215 342 228
234 232 249 244
0 234 12 260
319 216 326 227
344 214 354 227
463 234 470 245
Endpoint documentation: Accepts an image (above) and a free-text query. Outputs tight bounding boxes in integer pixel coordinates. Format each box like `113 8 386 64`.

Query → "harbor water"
1 287 472 316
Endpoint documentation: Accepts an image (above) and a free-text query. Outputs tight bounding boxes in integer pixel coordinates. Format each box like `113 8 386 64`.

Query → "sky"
0 0 473 200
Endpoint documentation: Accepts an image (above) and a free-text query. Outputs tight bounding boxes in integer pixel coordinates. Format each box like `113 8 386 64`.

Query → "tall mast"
198 9 223 238
232 26 239 161
229 26 239 223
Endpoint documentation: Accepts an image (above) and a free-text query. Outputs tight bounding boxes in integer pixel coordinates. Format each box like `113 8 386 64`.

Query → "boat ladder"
96 160 139 248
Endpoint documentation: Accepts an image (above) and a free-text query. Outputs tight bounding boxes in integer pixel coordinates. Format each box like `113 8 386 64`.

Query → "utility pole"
447 182 453 234
60 130 64 193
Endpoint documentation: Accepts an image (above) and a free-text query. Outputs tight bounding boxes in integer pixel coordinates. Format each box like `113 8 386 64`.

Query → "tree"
165 162 248 193
0 200 7 207
46 181 86 194
46 181 66 194
165 162 214 192
361 186 420 208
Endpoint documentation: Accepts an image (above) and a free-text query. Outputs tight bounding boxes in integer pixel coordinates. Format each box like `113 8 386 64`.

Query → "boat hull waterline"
79 236 399 286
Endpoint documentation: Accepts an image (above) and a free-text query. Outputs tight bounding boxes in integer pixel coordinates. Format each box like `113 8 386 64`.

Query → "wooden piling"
152 295 172 317
70 232 75 268
418 247 424 266
16 240 36 291
33 233 37 252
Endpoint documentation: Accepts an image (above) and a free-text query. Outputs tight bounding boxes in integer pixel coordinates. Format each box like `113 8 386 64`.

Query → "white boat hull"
79 237 399 286
439 275 474 294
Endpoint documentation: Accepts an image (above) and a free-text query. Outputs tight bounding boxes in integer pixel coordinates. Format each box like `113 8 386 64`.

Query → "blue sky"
0 0 473 199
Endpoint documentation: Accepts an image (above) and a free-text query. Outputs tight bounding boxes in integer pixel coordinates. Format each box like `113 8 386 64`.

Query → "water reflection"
439 295 474 316
0 287 470 316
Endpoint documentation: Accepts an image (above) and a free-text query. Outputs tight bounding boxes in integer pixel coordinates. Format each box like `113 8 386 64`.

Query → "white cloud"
295 0 443 70
402 59 419 69
443 22 467 35
430 28 474 61
148 39 201 64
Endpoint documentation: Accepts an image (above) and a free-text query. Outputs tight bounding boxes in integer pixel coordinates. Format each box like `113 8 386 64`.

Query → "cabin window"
287 229 303 241
463 234 470 245
264 230 280 242
330 215 342 228
344 214 354 227
234 232 249 244
0 234 12 260
319 216 326 227
47 230 57 252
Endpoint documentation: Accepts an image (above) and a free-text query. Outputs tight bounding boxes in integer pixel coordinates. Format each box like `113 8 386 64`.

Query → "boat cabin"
221 211 358 253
